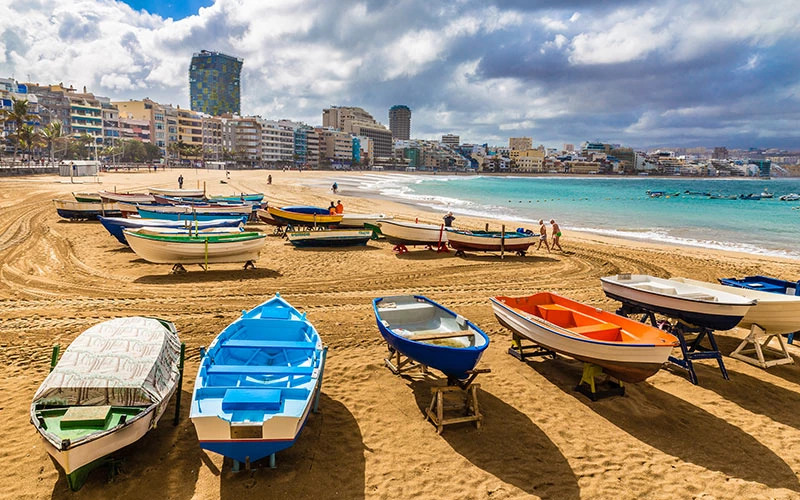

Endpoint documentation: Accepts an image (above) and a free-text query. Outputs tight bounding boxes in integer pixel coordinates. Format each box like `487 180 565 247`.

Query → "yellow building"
510 148 545 171
509 137 532 151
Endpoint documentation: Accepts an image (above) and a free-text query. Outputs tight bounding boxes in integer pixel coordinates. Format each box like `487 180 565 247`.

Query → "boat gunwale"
599 276 756 307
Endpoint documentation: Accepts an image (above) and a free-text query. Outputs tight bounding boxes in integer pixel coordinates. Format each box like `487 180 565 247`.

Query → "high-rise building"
189 50 243 116
321 106 393 158
563 143 575 152
713 147 729 159
441 134 459 148
509 137 532 151
389 105 411 140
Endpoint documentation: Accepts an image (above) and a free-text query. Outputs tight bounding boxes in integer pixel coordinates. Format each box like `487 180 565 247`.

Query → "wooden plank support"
410 331 476 342
384 347 427 376
507 334 556 361
425 383 483 434
730 324 795 369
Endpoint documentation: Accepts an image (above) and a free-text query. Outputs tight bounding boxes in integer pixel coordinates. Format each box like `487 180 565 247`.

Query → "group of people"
329 200 344 215
443 211 563 252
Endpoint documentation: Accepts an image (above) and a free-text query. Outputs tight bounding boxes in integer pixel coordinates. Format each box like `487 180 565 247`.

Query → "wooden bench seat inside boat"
569 323 623 341
222 340 317 350
221 388 282 411
207 365 314 376
537 303 623 341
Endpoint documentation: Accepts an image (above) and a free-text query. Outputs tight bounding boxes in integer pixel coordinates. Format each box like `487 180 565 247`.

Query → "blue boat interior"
194 310 320 424
376 296 487 349
719 275 800 296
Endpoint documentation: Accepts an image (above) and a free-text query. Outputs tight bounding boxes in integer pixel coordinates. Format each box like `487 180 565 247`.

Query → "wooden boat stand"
426 369 490 434
575 363 625 401
507 334 557 361
615 303 728 385
385 347 429 376
730 324 794 369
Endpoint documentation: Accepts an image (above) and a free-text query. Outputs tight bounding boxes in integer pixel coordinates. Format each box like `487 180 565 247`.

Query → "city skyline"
3 1 800 149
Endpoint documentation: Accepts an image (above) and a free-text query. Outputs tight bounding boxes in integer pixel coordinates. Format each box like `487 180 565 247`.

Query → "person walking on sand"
536 219 550 253
178 174 184 189
267 174 272 185
550 219 563 251
335 200 344 214
443 212 455 227
332 182 338 194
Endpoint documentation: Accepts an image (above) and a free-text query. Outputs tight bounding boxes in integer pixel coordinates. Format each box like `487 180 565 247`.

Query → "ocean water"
342 174 800 259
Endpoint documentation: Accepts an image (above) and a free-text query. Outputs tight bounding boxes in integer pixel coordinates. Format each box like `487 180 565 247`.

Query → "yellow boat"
267 206 343 227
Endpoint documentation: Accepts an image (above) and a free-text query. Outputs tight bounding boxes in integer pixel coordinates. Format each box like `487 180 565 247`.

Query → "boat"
490 293 677 383
31 317 181 490
338 213 390 228
709 194 738 200
372 295 489 380
739 193 762 200
280 206 330 215
646 191 664 198
190 294 325 464
684 190 711 196
137 207 252 222
720 275 800 296
98 191 156 204
286 229 373 247
125 231 267 265
376 220 448 247
780 193 800 201
760 188 774 199
99 216 247 246
132 226 244 237
54 199 121 220
267 206 343 227
671 277 800 334
72 192 101 203
138 204 251 216
600 274 755 330
445 229 538 254
148 187 205 198
256 208 282 226
207 193 264 203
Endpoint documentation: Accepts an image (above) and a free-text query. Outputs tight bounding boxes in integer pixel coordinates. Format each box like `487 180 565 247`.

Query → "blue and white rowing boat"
99 216 247 246
372 295 489 380
137 207 250 222
190 294 326 466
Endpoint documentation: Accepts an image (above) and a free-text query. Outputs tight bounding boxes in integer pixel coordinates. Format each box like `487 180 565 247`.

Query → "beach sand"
2 168 800 499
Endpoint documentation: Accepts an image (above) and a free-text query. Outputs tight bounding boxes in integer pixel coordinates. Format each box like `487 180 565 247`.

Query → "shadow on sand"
527 356 799 492
50 389 201 499
407 379 581 499
712 333 800 387
134 267 282 284
219 394 365 500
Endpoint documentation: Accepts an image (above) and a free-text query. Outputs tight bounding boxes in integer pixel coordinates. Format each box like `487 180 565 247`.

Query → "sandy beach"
3 168 800 500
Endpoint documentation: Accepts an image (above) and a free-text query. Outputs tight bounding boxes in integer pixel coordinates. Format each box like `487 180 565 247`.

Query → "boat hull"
268 206 343 227
54 200 121 219
99 216 246 245
137 208 250 222
148 187 205 198
378 221 447 247
287 230 372 247
125 232 266 264
490 295 675 383
446 230 537 252
600 276 753 330
338 214 389 228
98 191 156 204
373 295 489 379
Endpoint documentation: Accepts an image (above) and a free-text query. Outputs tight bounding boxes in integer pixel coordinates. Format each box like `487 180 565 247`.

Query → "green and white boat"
30 317 182 490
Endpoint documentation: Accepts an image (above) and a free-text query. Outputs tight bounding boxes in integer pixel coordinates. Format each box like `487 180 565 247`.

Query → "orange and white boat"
490 292 677 383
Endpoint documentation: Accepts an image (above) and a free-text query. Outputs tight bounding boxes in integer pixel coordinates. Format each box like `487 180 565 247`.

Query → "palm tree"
41 121 63 165
16 124 44 165
1 98 33 165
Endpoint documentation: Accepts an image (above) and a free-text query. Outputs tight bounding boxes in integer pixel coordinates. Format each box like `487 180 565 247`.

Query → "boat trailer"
614 302 728 385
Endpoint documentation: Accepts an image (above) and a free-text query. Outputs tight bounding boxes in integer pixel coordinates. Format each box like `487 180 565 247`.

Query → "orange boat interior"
496 293 676 345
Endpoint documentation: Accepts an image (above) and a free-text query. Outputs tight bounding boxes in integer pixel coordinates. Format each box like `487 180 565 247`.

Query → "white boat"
148 187 205 198
491 293 676 383
760 189 773 199
30 317 181 490
54 199 121 220
377 220 448 246
132 226 244 237
125 230 267 265
339 213 391 228
445 229 538 253
98 191 156 204
670 277 800 334
600 274 755 330
780 193 800 201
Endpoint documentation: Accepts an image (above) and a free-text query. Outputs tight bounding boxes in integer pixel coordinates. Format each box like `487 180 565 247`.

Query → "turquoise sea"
346 175 800 259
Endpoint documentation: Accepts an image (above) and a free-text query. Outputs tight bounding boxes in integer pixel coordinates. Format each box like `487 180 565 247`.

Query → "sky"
2 0 800 149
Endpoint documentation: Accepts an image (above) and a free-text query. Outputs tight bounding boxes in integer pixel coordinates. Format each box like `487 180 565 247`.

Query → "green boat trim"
125 231 266 244
34 405 147 447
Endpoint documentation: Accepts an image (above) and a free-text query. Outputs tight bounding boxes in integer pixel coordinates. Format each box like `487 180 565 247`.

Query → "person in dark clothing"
443 212 455 227
178 174 184 189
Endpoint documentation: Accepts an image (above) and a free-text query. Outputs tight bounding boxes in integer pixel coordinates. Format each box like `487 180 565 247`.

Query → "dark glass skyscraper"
189 50 243 116
389 104 411 140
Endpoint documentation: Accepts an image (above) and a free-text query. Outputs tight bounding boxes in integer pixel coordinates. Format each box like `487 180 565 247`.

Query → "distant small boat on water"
739 193 762 200
760 188 773 198
779 193 800 201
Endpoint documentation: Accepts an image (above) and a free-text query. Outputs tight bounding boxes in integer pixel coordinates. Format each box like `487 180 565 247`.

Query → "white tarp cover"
33 317 180 407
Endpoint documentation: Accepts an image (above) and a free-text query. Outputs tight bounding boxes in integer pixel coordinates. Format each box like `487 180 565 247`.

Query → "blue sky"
2 0 800 149
119 0 211 20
